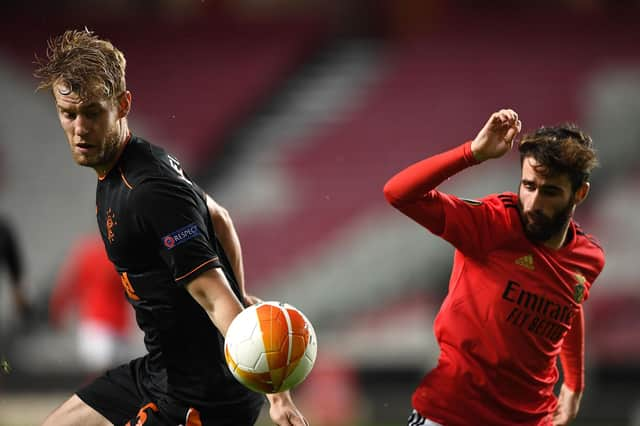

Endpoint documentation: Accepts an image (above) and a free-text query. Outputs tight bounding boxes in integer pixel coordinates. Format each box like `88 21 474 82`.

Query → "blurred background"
1 0 639 425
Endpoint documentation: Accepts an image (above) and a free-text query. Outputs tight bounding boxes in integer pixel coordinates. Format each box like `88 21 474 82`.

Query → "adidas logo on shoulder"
515 254 535 270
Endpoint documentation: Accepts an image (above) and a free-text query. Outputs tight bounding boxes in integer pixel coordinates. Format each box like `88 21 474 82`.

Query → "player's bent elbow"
186 269 243 317
383 181 402 206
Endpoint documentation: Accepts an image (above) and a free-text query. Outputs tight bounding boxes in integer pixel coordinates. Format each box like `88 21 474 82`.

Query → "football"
224 301 318 394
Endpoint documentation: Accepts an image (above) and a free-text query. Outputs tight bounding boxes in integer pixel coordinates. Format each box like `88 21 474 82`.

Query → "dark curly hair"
518 125 599 191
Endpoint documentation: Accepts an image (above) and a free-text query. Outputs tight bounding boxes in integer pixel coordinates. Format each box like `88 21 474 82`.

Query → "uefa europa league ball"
224 301 317 393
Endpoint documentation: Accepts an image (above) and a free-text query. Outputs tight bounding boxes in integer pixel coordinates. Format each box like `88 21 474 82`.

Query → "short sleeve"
132 179 221 285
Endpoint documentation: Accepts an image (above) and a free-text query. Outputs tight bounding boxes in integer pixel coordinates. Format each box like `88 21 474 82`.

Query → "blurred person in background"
0 215 31 322
384 109 604 426
0 214 32 372
49 233 136 376
34 29 307 426
293 349 360 426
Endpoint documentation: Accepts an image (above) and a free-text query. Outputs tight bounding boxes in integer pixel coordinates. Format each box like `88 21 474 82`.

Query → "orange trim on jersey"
133 402 159 425
119 165 133 189
185 408 203 426
175 257 219 282
120 272 140 301
98 132 132 181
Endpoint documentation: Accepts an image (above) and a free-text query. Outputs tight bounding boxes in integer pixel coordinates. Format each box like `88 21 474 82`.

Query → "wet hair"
33 28 126 101
518 124 599 191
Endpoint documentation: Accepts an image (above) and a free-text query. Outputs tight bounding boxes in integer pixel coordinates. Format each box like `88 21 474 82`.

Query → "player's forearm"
187 268 244 337
559 308 585 392
208 292 244 337
383 141 479 204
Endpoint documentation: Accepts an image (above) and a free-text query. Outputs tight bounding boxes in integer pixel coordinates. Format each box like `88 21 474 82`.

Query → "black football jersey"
95 135 262 410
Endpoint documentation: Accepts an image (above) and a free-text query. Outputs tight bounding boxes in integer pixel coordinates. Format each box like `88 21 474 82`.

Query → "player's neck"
95 122 131 179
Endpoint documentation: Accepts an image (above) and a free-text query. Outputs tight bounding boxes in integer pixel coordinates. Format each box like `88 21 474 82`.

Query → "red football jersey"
50 235 130 333
384 142 605 425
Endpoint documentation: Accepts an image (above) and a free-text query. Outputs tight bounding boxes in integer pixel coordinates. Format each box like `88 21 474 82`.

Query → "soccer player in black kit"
35 29 309 426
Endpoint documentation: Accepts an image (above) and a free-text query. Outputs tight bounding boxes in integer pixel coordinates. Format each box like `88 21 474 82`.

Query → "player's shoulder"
570 221 606 281
478 192 520 217
574 222 605 260
451 192 517 208
120 135 192 189
574 222 603 249
450 192 520 237
489 191 518 208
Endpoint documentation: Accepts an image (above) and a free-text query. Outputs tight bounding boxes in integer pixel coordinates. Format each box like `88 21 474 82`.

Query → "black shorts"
76 357 263 426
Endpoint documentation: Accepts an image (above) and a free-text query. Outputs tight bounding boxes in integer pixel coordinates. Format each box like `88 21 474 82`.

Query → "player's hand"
267 391 309 426
552 383 582 425
243 294 263 307
470 109 522 162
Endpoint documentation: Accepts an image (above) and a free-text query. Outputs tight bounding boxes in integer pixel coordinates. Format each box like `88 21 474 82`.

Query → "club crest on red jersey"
573 272 587 303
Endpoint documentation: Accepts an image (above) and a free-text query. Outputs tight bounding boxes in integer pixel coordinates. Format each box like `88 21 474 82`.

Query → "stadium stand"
1 3 640 423
218 11 640 308
0 12 327 171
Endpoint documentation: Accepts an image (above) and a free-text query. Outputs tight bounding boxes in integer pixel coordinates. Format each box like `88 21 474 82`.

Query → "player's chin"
524 223 551 242
72 153 99 168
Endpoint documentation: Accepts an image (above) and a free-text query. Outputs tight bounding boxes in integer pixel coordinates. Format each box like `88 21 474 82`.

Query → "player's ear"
574 182 589 206
117 90 132 118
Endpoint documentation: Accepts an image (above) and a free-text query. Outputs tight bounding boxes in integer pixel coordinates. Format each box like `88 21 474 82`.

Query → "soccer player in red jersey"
49 233 135 374
384 109 605 426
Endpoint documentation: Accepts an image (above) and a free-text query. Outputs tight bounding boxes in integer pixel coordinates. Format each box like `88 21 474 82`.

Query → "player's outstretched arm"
470 108 522 162
554 308 585 425
384 108 521 205
186 268 245 336
267 391 309 426
552 383 583 426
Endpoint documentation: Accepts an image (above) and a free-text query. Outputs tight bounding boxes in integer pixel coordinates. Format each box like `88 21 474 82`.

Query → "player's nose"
529 190 545 210
74 116 90 136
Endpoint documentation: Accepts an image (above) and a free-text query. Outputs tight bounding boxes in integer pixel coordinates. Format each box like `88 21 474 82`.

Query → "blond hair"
34 28 126 101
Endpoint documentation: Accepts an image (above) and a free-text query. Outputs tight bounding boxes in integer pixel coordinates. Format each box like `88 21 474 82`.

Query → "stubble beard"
73 125 122 170
517 196 574 244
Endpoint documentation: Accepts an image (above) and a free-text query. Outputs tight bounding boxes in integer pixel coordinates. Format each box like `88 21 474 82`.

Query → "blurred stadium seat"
1 1 639 424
